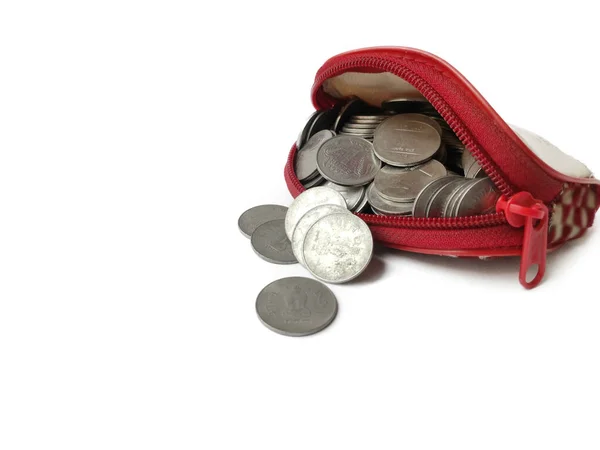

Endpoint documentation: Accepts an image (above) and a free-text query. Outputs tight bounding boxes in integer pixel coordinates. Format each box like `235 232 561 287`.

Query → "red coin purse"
284 47 599 289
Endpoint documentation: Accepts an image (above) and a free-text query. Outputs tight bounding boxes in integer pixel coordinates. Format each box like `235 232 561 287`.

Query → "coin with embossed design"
256 277 338 337
284 186 347 240
251 219 297 264
291 204 349 266
316 135 381 187
302 213 373 283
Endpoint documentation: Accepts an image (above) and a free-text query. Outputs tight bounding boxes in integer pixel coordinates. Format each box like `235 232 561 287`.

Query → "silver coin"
284 186 347 240
425 178 466 218
412 176 460 218
251 219 297 264
322 181 365 211
291 204 349 266
400 113 444 136
442 180 471 218
316 135 381 187
373 114 442 167
302 174 325 189
453 178 499 217
353 188 370 212
295 129 335 181
238 204 288 238
373 159 447 203
367 183 414 216
303 213 373 283
256 277 338 337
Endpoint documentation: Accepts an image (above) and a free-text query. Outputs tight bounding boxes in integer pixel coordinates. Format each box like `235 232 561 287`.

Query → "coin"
302 213 373 283
291 204 349 266
251 219 297 264
302 174 325 189
238 204 288 238
295 129 335 181
256 277 338 337
412 176 460 218
373 114 442 167
452 177 499 217
425 177 466 218
316 135 381 186
373 159 447 203
284 186 347 240
322 181 365 211
367 183 414 216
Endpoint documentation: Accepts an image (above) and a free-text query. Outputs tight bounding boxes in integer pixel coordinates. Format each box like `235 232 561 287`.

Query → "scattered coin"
303 213 373 283
291 204 349 266
284 186 347 240
251 219 297 264
238 204 288 238
256 277 338 337
316 135 381 186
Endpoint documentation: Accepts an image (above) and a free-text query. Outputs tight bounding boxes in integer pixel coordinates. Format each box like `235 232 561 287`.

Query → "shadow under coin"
347 255 386 285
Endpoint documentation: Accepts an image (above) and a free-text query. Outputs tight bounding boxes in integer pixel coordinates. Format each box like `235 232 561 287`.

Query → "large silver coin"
291 204 349 266
373 159 447 203
256 277 338 337
322 181 365 211
316 135 381 187
373 114 442 167
251 219 297 264
412 176 460 218
453 177 499 217
295 129 335 182
367 183 414 216
238 204 288 238
284 186 347 240
302 213 373 284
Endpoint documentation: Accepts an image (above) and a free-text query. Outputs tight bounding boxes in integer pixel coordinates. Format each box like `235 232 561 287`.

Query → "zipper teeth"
286 55 515 229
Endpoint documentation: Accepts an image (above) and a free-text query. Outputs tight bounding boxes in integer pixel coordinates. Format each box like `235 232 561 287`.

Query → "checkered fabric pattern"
549 183 599 245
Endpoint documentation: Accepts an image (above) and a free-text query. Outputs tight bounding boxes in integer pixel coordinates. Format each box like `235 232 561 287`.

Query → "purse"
284 47 599 289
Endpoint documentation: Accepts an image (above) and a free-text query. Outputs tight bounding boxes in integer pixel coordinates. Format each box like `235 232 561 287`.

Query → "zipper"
285 53 550 287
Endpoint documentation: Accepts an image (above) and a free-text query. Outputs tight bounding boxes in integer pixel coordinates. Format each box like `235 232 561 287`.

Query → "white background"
1 1 599 449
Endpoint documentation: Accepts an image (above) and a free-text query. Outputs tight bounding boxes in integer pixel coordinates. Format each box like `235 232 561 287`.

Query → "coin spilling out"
284 186 347 240
293 97 500 218
256 277 338 337
303 212 374 283
291 204 348 266
251 219 297 264
238 204 288 238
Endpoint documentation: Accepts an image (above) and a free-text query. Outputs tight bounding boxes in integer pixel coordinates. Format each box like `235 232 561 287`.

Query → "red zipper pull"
496 192 549 289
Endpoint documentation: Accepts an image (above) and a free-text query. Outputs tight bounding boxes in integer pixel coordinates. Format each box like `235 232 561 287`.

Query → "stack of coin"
286 186 374 283
294 97 500 218
238 204 297 264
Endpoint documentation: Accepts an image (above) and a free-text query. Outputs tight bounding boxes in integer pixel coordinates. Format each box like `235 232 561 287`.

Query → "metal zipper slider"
496 192 549 289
